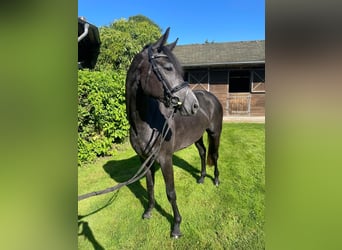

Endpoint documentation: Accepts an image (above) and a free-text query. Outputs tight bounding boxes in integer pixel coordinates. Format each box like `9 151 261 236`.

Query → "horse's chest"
129 126 162 157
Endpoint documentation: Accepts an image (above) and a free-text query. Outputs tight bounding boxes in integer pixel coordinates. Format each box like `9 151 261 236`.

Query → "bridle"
147 45 189 108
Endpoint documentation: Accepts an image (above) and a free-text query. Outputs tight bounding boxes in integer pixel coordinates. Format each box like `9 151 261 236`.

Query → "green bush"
78 69 129 165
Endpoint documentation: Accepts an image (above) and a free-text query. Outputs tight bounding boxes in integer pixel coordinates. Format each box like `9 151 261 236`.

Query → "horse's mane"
161 45 184 77
141 44 184 77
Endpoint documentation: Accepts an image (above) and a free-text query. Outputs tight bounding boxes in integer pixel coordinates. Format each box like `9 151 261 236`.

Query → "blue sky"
78 0 265 45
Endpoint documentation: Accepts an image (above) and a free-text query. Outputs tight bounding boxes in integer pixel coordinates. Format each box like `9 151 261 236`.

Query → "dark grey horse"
125 28 223 238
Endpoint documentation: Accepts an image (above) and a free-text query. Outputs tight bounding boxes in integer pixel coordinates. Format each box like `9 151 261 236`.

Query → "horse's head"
137 28 199 116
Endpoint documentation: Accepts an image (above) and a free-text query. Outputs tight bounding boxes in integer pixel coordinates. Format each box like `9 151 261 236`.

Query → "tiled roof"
173 40 265 67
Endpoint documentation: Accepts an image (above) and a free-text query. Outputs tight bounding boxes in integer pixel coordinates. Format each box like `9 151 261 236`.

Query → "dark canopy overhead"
78 17 101 69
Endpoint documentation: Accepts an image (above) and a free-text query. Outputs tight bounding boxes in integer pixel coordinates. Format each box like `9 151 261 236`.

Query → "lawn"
78 123 265 249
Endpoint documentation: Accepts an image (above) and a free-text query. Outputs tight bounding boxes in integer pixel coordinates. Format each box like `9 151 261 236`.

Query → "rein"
78 110 175 201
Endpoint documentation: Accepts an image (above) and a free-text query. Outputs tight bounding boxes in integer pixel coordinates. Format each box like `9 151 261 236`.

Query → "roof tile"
173 40 265 66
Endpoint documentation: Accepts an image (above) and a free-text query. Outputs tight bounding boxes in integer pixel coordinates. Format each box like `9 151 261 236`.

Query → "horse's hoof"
197 178 204 184
171 232 182 239
143 212 152 219
214 179 220 186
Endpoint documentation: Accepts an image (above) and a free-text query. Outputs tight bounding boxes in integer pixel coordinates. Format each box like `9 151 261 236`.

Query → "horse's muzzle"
179 90 199 116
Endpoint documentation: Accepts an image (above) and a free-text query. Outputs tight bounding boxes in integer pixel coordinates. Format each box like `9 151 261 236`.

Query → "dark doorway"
229 70 250 92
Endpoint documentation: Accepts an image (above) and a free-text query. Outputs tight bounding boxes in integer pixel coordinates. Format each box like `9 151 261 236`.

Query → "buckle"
170 96 182 107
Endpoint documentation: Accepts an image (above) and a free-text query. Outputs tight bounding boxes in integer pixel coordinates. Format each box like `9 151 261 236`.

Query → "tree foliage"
78 70 129 165
95 16 162 71
128 14 162 32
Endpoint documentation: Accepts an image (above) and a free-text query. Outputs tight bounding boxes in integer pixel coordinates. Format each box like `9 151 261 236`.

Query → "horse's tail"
207 153 214 166
206 122 222 167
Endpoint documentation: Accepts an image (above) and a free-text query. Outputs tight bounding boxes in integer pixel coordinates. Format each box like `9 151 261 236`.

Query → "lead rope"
78 110 175 201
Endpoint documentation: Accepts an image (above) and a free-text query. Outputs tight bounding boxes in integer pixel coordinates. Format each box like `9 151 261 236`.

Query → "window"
188 70 208 84
210 70 228 84
251 69 265 93
186 69 209 91
229 70 250 93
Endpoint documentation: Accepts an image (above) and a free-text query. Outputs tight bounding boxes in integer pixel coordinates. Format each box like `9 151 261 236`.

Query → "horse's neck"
127 86 151 123
127 85 171 134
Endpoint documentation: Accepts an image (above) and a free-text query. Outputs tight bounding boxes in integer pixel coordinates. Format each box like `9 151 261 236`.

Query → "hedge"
78 70 129 165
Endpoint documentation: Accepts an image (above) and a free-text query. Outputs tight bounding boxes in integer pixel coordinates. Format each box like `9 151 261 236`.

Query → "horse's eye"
164 63 173 71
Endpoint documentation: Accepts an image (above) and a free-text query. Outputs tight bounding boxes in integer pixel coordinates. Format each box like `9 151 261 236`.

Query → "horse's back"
173 90 222 151
193 90 223 122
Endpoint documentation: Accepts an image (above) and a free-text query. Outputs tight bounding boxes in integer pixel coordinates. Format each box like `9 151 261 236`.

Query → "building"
173 40 265 116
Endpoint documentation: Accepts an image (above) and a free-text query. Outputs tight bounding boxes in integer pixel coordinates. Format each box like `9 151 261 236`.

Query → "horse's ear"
152 27 170 50
165 38 178 51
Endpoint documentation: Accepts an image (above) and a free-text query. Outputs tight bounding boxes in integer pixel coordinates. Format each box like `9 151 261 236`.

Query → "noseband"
148 46 189 108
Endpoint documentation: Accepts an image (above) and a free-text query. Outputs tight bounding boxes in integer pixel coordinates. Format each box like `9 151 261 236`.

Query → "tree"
95 16 162 71
128 15 162 32
78 69 129 165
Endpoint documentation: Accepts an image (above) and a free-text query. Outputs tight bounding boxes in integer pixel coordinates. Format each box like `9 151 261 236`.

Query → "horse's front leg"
160 156 182 238
143 159 155 219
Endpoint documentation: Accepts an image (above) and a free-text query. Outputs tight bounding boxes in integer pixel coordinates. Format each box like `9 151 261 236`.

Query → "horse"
125 27 223 238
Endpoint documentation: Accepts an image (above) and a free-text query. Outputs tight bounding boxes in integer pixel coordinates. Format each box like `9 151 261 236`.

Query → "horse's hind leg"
207 132 220 186
143 159 155 219
195 137 207 184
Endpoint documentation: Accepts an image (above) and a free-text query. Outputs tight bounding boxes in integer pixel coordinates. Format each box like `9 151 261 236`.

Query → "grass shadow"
102 153 208 225
78 220 105 250
78 193 118 250
172 154 216 184
103 155 173 224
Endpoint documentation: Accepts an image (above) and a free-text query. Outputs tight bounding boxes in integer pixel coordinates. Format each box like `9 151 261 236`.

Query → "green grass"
78 123 265 249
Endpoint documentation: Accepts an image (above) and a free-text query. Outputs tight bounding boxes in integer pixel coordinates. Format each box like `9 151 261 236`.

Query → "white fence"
227 94 251 114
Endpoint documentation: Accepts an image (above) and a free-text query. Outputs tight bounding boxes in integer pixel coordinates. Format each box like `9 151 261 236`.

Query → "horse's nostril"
192 102 199 114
